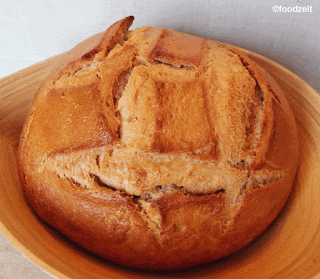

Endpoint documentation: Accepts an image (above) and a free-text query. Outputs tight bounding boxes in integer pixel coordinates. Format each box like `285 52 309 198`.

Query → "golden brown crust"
18 16 299 269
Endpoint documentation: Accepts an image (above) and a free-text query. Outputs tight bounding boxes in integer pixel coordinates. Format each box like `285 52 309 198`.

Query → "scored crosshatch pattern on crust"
25 16 284 201
17 16 299 269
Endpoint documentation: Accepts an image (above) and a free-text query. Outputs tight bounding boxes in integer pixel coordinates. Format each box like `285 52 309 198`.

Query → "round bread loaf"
18 16 299 269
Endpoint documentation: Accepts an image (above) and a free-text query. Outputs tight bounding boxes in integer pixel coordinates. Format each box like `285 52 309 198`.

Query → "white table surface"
1 0 320 278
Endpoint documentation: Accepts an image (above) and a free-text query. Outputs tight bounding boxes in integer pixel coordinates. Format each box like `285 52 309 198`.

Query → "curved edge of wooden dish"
0 54 64 147
0 46 320 279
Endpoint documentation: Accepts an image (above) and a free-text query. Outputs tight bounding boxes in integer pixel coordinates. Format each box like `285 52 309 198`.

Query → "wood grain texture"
0 48 319 278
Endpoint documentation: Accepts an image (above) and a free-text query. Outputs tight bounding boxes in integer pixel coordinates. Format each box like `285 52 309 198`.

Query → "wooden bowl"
0 47 319 279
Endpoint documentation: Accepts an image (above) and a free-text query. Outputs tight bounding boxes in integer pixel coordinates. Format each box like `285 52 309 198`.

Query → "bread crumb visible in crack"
113 67 134 109
72 62 100 76
95 154 101 170
247 172 285 189
154 59 195 70
132 196 162 234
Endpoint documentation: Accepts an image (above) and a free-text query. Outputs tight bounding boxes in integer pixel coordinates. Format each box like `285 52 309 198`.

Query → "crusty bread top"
19 16 298 233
